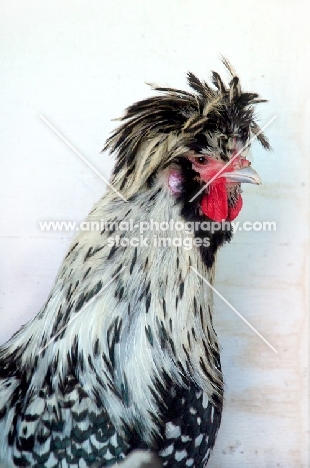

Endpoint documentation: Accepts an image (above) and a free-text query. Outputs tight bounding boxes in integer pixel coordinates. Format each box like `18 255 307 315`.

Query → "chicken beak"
222 166 262 185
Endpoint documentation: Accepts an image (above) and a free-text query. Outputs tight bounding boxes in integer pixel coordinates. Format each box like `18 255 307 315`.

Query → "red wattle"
201 181 228 222
227 195 243 221
200 180 243 222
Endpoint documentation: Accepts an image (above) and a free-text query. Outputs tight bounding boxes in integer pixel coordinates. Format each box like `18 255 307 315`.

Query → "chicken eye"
196 156 208 165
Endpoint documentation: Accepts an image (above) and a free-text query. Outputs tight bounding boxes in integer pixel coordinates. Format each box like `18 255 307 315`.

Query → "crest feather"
103 64 271 197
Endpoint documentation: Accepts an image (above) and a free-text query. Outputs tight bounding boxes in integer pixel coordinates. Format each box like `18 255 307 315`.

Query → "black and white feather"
0 59 270 468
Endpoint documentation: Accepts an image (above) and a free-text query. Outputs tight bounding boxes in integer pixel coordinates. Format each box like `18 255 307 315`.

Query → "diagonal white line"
190 266 278 354
39 114 127 202
38 266 126 355
189 115 277 202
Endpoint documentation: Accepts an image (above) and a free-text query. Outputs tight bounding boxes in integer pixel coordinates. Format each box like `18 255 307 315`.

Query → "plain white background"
0 1 309 467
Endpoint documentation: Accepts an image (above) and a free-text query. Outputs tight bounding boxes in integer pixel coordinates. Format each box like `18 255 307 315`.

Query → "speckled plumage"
0 59 270 468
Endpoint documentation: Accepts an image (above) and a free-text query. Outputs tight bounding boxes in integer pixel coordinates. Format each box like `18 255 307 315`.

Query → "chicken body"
0 187 221 468
0 60 270 468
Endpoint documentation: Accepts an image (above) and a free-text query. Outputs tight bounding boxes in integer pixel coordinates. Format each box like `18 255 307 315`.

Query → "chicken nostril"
240 158 250 168
230 155 251 169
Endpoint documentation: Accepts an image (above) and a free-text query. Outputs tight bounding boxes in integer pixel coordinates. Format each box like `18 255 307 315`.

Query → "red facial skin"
188 154 250 221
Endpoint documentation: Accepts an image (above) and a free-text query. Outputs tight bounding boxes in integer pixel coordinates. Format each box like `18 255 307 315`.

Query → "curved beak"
221 166 262 185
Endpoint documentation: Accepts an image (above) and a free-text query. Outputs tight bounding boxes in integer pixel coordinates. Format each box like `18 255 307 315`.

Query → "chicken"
0 58 270 468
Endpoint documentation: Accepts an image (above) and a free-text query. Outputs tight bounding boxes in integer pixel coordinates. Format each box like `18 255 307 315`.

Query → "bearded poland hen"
0 59 270 468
